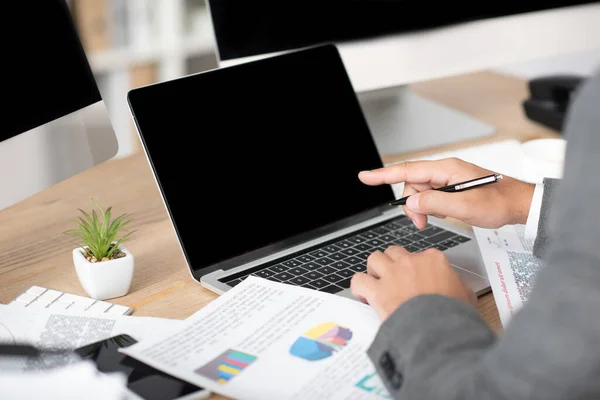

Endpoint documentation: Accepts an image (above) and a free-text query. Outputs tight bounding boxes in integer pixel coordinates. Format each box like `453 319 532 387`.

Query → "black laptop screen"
128 45 394 274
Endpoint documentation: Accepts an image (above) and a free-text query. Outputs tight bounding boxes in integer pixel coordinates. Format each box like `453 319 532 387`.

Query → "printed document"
0 304 182 371
121 276 390 400
472 224 545 327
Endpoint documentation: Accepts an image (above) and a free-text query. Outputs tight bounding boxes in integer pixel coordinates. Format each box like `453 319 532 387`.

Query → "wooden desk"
0 71 558 394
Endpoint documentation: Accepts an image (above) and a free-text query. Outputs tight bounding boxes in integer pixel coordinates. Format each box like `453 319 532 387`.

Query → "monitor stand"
357 85 496 159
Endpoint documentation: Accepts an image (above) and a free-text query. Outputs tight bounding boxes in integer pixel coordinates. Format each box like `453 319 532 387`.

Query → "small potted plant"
68 198 136 300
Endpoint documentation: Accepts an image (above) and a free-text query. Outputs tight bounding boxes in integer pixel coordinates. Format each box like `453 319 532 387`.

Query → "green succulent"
67 198 135 262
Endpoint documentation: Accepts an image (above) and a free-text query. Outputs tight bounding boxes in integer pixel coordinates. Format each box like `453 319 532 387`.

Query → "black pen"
389 173 503 206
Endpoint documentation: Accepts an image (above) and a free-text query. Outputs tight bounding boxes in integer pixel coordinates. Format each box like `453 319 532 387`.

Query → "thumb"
406 190 469 220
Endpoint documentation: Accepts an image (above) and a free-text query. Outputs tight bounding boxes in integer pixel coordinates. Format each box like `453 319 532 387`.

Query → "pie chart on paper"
289 322 352 361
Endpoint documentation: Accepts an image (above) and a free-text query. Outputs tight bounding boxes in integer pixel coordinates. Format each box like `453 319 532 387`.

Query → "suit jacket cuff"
367 294 495 396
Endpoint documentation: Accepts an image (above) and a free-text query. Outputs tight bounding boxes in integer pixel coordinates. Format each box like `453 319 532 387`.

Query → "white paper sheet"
0 304 183 371
472 224 545 327
121 276 390 400
0 360 128 400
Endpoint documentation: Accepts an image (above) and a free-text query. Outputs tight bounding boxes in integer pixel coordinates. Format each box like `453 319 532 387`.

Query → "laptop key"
289 276 311 286
412 240 432 249
345 256 362 264
265 276 281 282
383 222 402 230
323 244 342 253
303 271 325 280
316 266 336 275
302 262 322 270
338 278 352 289
348 264 366 273
328 252 348 261
315 257 335 266
296 254 315 263
425 224 444 233
333 240 352 249
348 236 366 244
301 283 317 289
269 264 289 273
309 250 329 258
340 248 359 256
323 274 344 284
431 244 448 251
228 279 242 287
394 217 413 226
289 266 309 276
354 243 372 252
337 269 355 278
310 279 330 289
319 285 343 294
453 235 471 243
365 238 385 247
359 231 378 240
282 259 302 268
404 245 420 253
425 231 456 244
420 226 443 237
371 227 390 235
441 240 459 248
402 225 420 233
331 261 351 270
379 234 396 243
405 233 425 242
393 238 411 246
255 269 275 278
354 252 369 261
273 272 294 281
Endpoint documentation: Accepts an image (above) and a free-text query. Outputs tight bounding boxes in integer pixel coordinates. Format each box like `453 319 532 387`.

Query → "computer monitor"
206 2 600 158
0 1 119 210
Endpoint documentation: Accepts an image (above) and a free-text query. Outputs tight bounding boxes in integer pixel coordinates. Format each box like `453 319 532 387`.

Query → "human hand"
358 158 534 229
350 246 476 321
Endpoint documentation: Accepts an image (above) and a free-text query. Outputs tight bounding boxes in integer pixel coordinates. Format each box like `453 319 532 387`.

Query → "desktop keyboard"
221 215 471 294
8 286 133 315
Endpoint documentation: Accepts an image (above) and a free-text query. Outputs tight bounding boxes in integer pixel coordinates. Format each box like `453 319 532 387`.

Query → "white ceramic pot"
73 245 134 300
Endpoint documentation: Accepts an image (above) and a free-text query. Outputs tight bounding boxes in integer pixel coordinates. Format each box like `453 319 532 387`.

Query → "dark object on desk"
389 174 503 206
75 334 208 400
523 74 586 132
0 343 68 356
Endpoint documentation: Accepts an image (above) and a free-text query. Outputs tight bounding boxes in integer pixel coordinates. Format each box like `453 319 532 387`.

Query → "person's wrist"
509 180 535 225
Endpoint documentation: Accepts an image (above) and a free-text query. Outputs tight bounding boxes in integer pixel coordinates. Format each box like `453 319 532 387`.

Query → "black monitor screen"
128 45 394 275
1 1 101 142
209 1 600 61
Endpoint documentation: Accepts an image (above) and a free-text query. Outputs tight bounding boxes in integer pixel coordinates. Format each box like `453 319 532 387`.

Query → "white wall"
493 48 600 79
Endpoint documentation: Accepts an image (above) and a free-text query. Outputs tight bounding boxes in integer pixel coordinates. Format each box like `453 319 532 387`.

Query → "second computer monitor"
207 2 600 157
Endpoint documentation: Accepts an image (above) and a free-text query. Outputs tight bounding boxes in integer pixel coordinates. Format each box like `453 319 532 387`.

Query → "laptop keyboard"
220 215 471 294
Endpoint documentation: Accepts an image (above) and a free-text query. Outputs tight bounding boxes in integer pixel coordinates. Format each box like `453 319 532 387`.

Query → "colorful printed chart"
290 322 352 361
194 349 257 384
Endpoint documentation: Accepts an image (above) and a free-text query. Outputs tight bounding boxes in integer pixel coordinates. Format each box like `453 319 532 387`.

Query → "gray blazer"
368 68 600 400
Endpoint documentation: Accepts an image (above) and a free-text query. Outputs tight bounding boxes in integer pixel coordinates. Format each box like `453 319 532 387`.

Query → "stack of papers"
0 305 183 399
121 276 389 400
472 225 545 327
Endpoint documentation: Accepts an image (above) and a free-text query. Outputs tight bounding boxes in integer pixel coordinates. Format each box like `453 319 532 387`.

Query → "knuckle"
366 250 382 265
423 247 442 258
447 157 462 168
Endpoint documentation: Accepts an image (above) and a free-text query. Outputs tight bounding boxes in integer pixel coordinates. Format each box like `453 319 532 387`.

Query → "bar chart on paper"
194 349 257 384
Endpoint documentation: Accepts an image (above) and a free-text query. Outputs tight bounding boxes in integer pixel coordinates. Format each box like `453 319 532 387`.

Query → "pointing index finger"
358 159 453 186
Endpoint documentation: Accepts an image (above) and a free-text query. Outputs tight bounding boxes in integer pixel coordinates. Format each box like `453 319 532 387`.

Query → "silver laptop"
127 44 490 299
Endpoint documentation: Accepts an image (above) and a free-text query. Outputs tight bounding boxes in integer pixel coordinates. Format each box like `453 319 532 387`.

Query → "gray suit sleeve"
532 177 560 258
368 68 600 400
